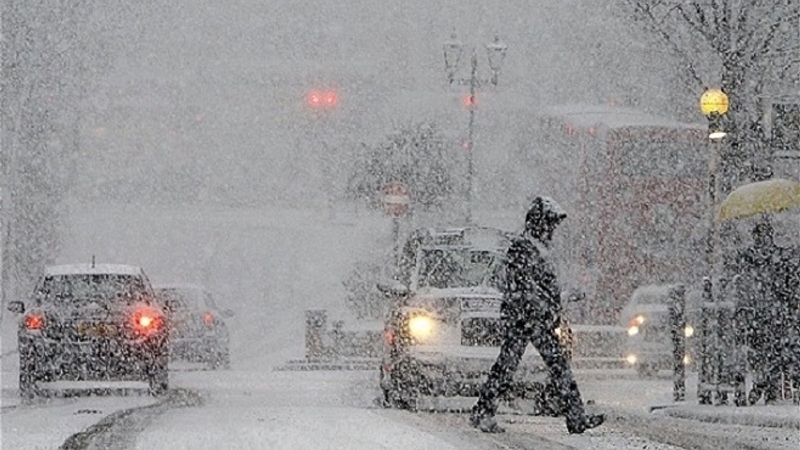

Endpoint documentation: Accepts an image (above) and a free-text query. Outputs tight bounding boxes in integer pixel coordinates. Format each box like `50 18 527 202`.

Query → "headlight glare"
408 315 435 341
627 325 639 336
684 325 694 338
626 354 637 365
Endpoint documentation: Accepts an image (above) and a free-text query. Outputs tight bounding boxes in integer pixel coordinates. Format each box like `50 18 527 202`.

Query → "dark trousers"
473 317 586 427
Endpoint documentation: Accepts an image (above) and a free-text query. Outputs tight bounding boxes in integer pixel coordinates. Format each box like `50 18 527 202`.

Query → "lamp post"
698 87 730 404
699 89 730 272
443 34 507 224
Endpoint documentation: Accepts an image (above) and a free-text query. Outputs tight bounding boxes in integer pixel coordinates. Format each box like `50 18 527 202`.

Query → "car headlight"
626 354 637 365
683 354 692 365
627 325 639 336
634 315 645 325
684 325 694 338
408 315 435 341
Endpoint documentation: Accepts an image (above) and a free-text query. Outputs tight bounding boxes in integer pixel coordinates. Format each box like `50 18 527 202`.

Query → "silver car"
155 284 234 370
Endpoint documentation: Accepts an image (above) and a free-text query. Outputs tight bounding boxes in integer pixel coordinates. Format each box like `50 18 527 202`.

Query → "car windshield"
36 274 149 307
417 247 503 289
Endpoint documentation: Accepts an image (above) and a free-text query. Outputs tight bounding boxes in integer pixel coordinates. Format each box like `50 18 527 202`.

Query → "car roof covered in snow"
44 264 146 277
153 283 208 293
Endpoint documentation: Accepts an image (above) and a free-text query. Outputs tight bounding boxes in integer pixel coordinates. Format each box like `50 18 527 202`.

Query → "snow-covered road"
2 205 798 449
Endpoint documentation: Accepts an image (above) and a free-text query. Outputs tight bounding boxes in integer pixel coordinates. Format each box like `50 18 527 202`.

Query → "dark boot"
470 405 505 433
473 415 506 433
748 386 763 405
567 413 605 434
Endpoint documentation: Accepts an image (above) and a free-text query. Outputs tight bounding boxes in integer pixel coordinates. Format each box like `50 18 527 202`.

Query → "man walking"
470 196 604 434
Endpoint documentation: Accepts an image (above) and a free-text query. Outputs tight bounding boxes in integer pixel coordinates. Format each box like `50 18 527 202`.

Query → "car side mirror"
7 301 25 314
220 308 235 319
561 289 586 303
377 281 410 298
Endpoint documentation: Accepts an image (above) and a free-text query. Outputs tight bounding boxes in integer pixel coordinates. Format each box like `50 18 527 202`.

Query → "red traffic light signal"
463 94 477 108
307 90 339 108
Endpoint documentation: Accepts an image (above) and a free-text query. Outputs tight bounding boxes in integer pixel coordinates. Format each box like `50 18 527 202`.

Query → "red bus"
534 104 708 324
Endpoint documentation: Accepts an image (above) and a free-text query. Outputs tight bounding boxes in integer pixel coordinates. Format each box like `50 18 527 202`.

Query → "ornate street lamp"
443 33 464 85
485 36 508 86
442 33 508 224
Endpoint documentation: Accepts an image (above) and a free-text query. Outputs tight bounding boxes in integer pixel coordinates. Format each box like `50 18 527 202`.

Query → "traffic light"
307 90 339 109
463 94 477 109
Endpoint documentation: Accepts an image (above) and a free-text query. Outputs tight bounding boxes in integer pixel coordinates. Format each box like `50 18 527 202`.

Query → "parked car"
620 284 701 377
379 227 571 412
154 283 233 369
6 264 170 401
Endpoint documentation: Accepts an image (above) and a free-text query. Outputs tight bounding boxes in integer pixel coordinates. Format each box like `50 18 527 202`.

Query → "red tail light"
25 314 45 330
203 312 214 327
132 307 163 333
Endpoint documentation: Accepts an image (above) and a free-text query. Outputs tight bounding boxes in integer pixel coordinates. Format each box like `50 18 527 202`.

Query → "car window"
36 274 150 307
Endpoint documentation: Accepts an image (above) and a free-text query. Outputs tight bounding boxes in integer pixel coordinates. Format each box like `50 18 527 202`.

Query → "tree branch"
626 0 706 89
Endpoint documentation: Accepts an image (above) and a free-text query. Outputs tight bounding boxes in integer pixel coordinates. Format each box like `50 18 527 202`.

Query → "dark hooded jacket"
501 197 567 327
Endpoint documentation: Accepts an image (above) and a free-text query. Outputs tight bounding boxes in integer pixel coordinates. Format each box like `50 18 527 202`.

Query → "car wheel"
381 362 419 411
636 363 656 378
219 348 231 370
148 358 169 397
208 347 231 370
18 349 40 402
19 370 38 402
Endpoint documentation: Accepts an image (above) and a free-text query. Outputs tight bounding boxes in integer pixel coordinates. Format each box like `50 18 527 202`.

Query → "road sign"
381 181 411 217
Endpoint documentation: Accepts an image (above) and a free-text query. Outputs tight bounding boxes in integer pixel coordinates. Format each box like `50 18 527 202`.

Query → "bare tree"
1 0 115 308
347 122 461 212
622 0 800 186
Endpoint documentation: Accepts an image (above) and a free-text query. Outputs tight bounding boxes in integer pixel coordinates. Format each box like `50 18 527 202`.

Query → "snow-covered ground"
2 204 798 449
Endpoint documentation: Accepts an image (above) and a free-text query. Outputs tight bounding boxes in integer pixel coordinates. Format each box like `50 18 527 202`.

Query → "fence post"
305 309 328 359
715 276 731 405
729 275 748 406
669 284 687 402
698 277 713 404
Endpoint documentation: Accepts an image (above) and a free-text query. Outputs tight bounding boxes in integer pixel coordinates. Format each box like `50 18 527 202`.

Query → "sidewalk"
651 401 800 429
577 371 800 431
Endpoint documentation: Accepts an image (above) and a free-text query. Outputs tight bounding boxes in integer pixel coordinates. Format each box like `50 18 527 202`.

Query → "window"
615 135 705 179
417 248 503 289
37 274 149 307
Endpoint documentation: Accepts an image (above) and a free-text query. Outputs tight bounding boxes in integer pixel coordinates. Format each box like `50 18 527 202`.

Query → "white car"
621 284 700 377
379 227 569 412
